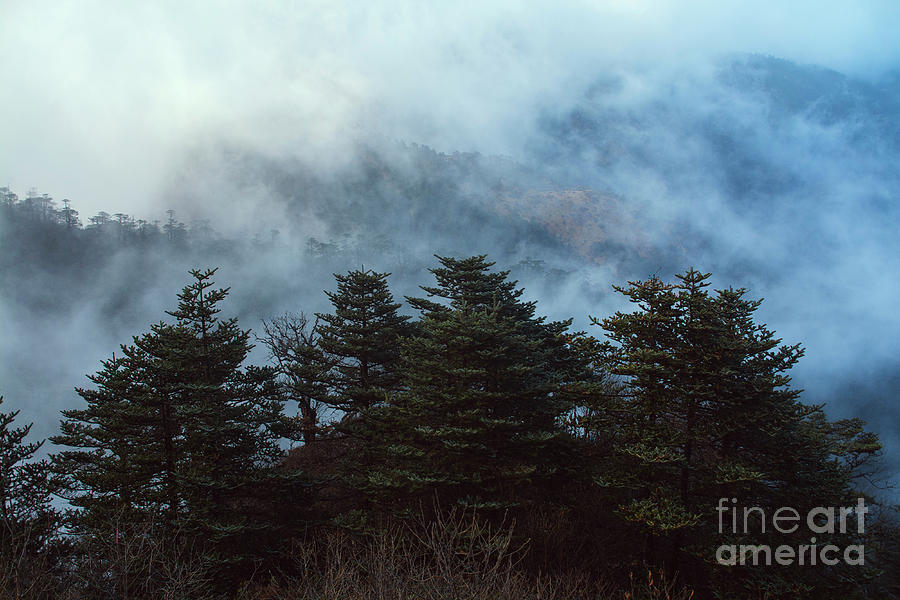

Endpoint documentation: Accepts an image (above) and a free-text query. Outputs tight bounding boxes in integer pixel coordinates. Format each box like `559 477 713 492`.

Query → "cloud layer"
3 1 900 217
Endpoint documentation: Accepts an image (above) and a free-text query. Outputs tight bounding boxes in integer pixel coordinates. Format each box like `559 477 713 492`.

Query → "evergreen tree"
407 255 578 379
53 352 159 528
53 269 305 588
1 397 61 594
583 269 882 597
365 256 585 511
407 254 536 321
159 269 290 573
316 267 411 416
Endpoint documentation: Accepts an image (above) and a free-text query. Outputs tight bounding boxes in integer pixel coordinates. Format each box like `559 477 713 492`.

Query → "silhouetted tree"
61 198 80 229
316 268 411 416
1 397 61 596
259 312 333 444
53 269 303 590
583 268 883 597
364 256 584 512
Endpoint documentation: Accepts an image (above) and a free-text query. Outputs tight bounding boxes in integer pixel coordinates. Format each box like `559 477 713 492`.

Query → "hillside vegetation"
2 242 896 598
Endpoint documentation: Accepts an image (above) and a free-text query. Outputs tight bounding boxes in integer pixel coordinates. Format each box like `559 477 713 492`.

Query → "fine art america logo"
715 497 868 566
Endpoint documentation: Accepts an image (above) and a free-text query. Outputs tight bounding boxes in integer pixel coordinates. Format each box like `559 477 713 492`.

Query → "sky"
2 1 900 218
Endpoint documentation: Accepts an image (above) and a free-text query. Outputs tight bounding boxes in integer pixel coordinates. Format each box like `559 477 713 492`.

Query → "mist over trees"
1 55 898 600
4 0 900 594
1 255 896 599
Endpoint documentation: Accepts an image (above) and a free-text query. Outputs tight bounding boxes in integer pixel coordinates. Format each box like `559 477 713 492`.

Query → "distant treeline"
2 254 897 599
0 186 339 253
0 186 574 323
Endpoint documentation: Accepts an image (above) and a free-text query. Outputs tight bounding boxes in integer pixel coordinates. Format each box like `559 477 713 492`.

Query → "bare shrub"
240 508 695 600
0 516 59 600
63 510 210 600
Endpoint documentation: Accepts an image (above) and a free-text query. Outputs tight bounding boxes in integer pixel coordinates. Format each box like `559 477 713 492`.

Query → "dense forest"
1 192 898 599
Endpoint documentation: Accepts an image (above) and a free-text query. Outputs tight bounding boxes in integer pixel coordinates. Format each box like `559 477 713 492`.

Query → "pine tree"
53 269 306 588
1 397 61 594
53 351 163 528
159 270 290 571
316 267 411 416
408 255 579 378
407 254 536 321
364 256 585 511
583 269 882 596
